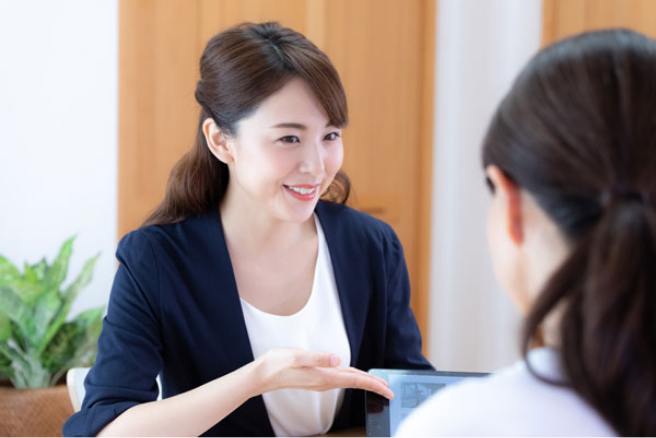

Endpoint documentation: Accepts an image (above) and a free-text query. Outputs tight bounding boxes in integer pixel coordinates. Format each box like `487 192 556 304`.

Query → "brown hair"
143 22 350 227
483 29 656 435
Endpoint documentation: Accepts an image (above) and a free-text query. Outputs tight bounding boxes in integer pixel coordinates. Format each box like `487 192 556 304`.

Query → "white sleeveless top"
239 215 351 437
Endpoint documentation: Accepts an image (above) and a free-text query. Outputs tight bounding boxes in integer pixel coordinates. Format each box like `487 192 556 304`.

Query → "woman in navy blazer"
64 22 431 437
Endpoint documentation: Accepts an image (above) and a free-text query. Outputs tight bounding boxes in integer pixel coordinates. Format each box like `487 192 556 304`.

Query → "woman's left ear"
202 118 235 164
486 165 524 246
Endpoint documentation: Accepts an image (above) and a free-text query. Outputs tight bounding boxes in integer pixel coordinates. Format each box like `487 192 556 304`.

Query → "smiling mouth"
283 184 320 200
285 185 316 195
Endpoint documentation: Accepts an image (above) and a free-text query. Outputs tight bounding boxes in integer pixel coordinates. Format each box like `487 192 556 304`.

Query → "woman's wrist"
239 357 273 398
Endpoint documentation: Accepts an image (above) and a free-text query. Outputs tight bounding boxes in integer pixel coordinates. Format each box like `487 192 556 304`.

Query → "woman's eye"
279 135 300 143
324 132 341 141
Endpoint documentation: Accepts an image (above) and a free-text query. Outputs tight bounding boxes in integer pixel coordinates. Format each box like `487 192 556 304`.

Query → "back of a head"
482 29 656 436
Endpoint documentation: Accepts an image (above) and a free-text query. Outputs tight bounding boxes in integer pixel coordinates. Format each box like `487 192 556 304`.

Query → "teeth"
288 186 315 195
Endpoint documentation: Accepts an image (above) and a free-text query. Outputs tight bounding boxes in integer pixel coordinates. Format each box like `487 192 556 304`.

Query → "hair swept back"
143 22 350 228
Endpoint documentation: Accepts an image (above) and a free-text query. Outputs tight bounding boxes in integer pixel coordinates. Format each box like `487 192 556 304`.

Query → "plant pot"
0 384 74 437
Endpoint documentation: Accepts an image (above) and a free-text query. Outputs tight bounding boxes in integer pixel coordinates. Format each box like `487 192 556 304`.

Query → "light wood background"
543 0 656 45
118 0 436 347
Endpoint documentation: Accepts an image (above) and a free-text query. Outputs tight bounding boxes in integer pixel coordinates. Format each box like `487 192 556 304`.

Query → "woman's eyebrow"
269 122 336 129
270 122 307 129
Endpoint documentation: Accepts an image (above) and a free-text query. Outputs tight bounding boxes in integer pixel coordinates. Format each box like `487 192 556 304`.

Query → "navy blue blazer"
63 201 432 437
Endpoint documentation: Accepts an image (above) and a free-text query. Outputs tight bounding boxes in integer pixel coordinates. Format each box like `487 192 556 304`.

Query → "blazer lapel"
315 202 369 367
203 211 274 435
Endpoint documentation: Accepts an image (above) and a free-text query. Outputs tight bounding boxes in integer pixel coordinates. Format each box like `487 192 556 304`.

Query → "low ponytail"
483 29 656 436
142 110 229 227
523 199 656 435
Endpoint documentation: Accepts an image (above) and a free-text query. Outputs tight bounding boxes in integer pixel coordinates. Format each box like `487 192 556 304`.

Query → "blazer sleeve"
383 227 433 370
63 230 163 437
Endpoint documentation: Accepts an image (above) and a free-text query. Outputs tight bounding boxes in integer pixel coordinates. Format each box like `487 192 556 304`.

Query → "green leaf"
41 322 81 374
0 240 102 388
37 253 100 353
0 344 13 380
62 253 100 303
11 349 50 388
77 306 104 366
10 277 46 306
33 289 62 346
0 313 11 341
43 306 104 384
30 239 75 342
74 306 105 327
23 262 38 284
9 321 28 352
0 286 31 339
30 258 48 281
10 282 42 306
43 236 74 293
0 342 31 377
0 255 21 285
73 307 104 336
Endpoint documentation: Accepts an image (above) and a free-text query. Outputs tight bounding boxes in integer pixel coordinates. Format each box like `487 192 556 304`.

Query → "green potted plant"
0 237 104 436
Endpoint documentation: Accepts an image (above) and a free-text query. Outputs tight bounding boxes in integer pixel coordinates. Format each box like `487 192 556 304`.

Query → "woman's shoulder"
395 360 524 436
396 350 615 436
119 212 220 254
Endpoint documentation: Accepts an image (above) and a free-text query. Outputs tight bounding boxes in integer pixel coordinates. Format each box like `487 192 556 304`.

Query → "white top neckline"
238 216 322 319
239 214 351 437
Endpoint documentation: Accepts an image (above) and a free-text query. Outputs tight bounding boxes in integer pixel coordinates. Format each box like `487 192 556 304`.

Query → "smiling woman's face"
217 77 344 223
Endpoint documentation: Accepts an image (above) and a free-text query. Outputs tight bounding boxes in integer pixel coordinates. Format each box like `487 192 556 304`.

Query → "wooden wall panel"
118 0 200 236
199 0 309 44
317 1 430 336
543 0 656 45
119 0 435 348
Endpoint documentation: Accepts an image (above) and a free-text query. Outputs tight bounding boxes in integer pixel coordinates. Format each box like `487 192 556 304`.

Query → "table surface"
319 426 366 437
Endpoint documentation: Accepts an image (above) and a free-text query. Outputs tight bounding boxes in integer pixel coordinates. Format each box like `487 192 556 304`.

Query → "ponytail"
523 199 656 436
142 111 229 227
482 29 656 436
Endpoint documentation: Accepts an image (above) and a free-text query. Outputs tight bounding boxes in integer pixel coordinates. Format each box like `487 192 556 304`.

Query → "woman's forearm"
95 348 392 436
97 361 261 437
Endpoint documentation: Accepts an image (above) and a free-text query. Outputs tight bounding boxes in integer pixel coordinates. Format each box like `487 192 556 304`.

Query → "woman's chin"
278 201 319 223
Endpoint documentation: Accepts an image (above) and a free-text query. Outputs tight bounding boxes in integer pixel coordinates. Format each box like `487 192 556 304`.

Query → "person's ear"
486 165 524 246
202 118 235 164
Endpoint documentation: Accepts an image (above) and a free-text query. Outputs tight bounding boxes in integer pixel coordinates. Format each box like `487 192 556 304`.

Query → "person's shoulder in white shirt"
395 348 615 437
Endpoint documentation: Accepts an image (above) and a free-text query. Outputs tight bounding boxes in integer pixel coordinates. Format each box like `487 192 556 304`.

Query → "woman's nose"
298 142 325 175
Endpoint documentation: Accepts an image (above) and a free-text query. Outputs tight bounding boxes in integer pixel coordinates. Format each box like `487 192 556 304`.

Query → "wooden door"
543 0 656 45
118 0 435 346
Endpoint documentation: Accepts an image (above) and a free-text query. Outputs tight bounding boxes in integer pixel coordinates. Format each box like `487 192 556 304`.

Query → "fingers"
289 351 392 397
334 371 394 399
345 368 391 393
295 352 388 390
310 366 393 399
335 366 390 387
293 350 341 368
266 349 393 398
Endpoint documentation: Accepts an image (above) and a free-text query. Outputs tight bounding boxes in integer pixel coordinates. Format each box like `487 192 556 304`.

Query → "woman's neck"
219 189 316 255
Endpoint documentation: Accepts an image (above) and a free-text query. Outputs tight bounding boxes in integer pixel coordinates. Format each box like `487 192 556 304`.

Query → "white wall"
0 0 118 317
428 0 543 372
